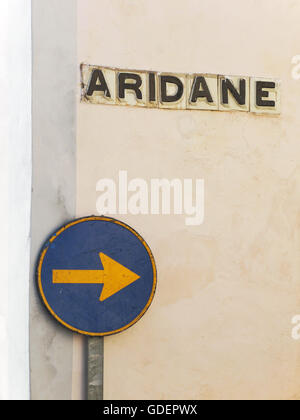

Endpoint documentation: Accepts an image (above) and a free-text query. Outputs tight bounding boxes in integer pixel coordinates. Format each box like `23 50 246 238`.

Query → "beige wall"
77 0 300 399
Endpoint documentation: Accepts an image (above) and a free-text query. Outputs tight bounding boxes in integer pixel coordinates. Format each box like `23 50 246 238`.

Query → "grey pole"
87 337 104 400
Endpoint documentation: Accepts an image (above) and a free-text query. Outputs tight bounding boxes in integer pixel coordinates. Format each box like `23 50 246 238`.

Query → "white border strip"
0 0 31 400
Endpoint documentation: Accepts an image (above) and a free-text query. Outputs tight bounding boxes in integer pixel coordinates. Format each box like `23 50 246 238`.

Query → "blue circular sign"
37 217 157 336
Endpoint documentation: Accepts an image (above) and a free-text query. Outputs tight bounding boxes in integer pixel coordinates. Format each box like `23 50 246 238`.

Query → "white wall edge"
0 0 32 400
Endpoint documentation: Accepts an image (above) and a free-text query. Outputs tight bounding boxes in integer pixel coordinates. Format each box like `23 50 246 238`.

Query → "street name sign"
81 64 281 114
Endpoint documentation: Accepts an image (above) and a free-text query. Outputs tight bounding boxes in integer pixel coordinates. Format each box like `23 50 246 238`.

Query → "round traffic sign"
37 216 157 336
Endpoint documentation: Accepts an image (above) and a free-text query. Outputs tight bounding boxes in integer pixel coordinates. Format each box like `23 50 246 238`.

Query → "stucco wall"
30 0 78 400
77 0 300 400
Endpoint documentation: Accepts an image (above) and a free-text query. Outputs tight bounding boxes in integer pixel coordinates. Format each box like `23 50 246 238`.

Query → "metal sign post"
37 216 157 400
88 337 104 400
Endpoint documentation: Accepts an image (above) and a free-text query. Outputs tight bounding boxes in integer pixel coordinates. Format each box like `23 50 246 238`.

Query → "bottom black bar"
102 402 199 416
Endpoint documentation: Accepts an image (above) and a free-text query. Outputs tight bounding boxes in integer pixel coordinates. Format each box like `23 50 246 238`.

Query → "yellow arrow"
52 252 140 301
